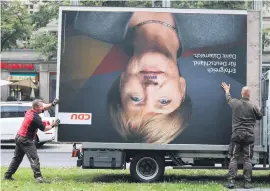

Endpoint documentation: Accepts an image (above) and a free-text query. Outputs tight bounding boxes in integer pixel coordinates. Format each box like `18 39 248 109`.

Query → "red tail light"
72 149 80 157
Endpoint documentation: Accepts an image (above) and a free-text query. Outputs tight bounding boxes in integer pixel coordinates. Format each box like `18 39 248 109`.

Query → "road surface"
1 144 78 167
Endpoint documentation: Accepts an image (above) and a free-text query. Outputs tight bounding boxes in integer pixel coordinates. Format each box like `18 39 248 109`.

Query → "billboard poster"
57 7 247 145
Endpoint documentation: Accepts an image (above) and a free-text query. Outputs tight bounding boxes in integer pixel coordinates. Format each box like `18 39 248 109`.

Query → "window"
261 72 269 116
30 5 33 9
1 106 31 118
263 79 269 101
49 72 56 105
262 66 270 73
1 106 19 118
18 106 31 117
0 105 51 118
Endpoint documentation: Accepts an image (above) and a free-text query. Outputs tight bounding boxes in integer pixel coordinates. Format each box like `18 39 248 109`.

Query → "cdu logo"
70 113 91 120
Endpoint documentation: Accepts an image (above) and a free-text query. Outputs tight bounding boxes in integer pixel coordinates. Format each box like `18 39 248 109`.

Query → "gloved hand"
52 119 60 128
52 98 59 106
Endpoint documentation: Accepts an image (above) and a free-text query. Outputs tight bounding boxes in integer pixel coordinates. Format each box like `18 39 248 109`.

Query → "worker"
3 98 60 183
221 82 263 189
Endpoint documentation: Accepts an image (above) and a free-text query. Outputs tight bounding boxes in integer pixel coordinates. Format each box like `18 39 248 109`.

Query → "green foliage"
171 0 252 9
31 32 58 61
30 3 59 30
1 1 32 50
79 0 104 6
80 0 154 8
29 0 69 60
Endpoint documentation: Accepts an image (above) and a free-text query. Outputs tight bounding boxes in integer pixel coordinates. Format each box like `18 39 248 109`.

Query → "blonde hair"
107 76 192 144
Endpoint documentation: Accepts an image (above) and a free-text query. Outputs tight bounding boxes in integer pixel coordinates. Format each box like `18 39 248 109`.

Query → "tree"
80 0 152 7
1 1 32 51
31 32 57 61
171 0 252 9
79 0 106 6
31 3 59 30
29 0 69 60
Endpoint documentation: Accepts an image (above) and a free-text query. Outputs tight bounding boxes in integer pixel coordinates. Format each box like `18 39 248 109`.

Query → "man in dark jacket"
3 99 60 183
221 82 263 189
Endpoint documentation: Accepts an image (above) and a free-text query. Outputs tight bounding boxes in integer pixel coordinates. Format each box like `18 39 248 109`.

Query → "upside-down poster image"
57 8 247 145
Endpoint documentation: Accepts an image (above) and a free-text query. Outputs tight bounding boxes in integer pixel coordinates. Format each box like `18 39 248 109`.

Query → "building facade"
1 50 56 103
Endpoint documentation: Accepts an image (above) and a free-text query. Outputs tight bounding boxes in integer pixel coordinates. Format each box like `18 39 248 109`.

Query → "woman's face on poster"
120 52 186 118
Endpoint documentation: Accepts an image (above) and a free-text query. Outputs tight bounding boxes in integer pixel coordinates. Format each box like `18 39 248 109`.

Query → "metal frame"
56 8 267 164
267 71 270 166
57 6 247 15
54 6 63 142
81 142 267 152
56 6 247 143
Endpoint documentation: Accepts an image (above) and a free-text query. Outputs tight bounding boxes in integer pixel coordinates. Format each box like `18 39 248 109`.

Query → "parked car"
0 102 55 148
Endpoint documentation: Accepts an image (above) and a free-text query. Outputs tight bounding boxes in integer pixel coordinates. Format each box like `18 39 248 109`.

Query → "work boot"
243 181 253 189
3 176 15 181
224 179 235 189
35 177 50 184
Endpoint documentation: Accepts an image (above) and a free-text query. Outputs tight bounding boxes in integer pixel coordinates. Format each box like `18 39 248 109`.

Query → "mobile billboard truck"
55 7 270 182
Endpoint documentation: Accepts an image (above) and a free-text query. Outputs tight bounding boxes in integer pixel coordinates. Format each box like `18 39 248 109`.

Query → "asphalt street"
1 144 79 167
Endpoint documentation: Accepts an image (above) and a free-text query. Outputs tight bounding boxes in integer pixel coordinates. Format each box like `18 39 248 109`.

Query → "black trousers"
228 131 254 182
4 135 42 179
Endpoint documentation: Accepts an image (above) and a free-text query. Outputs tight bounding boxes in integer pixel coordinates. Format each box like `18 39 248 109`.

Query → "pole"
70 0 80 6
167 0 171 8
162 0 166 7
253 0 263 10
17 85 19 101
162 0 171 8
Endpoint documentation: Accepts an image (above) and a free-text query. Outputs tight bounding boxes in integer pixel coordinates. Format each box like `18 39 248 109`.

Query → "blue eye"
130 96 143 102
159 98 171 105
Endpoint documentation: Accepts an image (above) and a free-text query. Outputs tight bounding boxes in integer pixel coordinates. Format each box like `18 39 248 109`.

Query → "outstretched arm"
221 82 235 107
43 98 59 111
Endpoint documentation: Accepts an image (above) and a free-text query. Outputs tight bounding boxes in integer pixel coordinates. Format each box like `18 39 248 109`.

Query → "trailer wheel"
130 154 164 182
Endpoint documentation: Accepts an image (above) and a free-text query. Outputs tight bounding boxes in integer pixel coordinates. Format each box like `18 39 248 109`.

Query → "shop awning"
11 78 38 89
0 80 13 86
8 73 38 83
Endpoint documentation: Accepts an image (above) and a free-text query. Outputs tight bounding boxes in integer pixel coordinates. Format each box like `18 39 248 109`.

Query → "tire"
130 153 165 182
